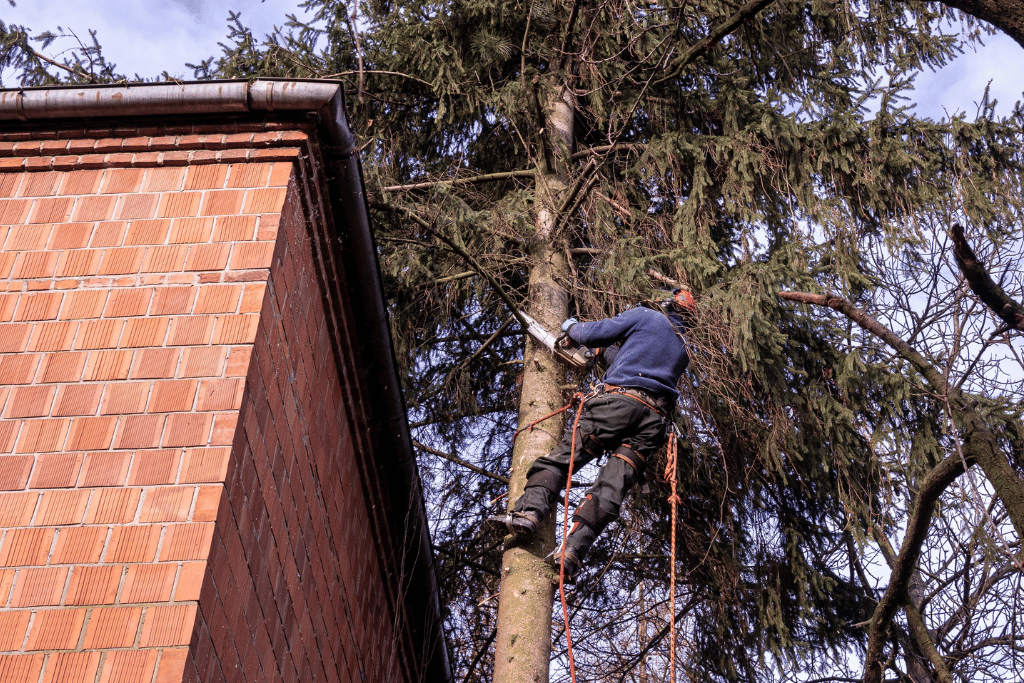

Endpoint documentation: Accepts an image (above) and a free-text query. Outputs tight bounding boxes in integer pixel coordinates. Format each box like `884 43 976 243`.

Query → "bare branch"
413 440 510 484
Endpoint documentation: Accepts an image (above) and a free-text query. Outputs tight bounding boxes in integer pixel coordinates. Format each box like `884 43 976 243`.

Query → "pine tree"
6 2 1024 682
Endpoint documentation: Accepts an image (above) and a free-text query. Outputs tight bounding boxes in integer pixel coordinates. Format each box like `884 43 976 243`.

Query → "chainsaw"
518 311 595 371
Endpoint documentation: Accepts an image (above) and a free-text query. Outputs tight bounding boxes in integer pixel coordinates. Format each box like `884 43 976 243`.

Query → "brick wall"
0 123 430 682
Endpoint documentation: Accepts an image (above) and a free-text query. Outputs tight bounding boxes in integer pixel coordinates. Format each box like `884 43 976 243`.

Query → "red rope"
663 432 680 683
559 395 587 683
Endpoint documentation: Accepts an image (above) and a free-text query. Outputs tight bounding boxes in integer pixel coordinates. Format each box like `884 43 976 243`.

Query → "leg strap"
611 444 646 475
572 493 616 532
581 434 605 461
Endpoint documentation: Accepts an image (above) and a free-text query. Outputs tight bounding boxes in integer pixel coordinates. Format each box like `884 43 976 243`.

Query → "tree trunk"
491 82 575 683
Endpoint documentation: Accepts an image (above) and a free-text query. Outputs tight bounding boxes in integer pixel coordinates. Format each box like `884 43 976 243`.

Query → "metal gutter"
0 79 451 683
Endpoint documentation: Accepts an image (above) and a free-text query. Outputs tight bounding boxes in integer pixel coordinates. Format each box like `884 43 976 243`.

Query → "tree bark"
928 0 1024 50
492 82 575 683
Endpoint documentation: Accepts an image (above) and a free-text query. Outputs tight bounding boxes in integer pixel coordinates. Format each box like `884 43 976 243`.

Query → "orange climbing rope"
664 430 680 683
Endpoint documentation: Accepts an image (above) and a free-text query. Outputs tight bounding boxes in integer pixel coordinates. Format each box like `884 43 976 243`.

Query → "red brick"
91 221 127 247
212 214 257 241
17 171 57 196
83 606 142 648
157 192 201 219
25 608 86 650
185 243 230 271
143 167 185 192
51 384 102 416
40 651 101 683
182 348 226 378
83 349 134 380
80 452 131 487
61 288 108 319
140 604 196 646
12 250 59 279
121 563 176 603
0 610 31 649
154 648 188 683
4 385 55 418
14 291 62 321
104 525 160 563
51 526 105 564
55 248 102 277
0 654 44 681
114 414 164 449
140 486 194 523
194 284 241 314
101 382 150 415
49 223 93 249
0 353 41 384
115 193 158 220
98 247 145 275
128 449 179 486
85 487 141 524
29 197 74 224
151 286 195 315
125 219 170 246
0 252 14 280
212 314 259 344
0 568 13 603
196 378 243 412
184 164 228 190
162 413 212 448
200 189 244 216
0 528 55 566
36 489 90 525
10 566 68 607
192 485 222 522
0 198 30 224
228 163 271 188
0 492 38 525
120 317 169 347
16 418 70 453
131 348 179 379
6 225 48 250
0 292 18 322
160 522 213 561
174 561 206 601
239 283 267 313
208 413 238 446
243 187 288 214
104 287 153 317
0 456 33 490
141 245 189 273
167 315 215 346
65 564 122 605
27 321 77 352
147 380 197 414
180 448 229 484
224 347 252 378
229 241 275 270
74 319 123 349
169 216 214 244
101 168 145 194
0 323 31 352
98 650 158 683
29 452 84 488
72 195 117 222
65 416 117 451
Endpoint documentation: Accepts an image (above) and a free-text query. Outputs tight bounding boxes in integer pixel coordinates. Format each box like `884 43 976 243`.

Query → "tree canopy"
4 1 1024 682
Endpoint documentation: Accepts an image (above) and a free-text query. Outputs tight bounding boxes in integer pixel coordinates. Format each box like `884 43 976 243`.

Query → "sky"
3 0 1024 120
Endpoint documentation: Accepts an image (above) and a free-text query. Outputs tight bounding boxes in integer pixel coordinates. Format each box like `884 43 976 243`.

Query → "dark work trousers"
513 391 669 562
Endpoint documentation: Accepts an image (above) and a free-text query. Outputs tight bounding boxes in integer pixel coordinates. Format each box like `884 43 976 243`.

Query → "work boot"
485 510 542 539
544 542 582 584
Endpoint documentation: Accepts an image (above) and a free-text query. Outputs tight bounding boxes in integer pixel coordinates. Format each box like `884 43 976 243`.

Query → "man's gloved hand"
561 317 579 334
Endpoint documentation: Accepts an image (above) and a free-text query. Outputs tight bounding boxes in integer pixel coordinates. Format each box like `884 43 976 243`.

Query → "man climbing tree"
488 289 693 581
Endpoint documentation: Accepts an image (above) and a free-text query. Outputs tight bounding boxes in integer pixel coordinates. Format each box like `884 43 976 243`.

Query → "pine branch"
949 223 1024 332
656 0 779 84
413 439 510 484
325 69 435 90
570 144 645 161
380 170 536 193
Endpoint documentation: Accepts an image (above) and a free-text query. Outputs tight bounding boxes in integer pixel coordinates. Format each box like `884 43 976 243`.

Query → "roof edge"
0 79 342 121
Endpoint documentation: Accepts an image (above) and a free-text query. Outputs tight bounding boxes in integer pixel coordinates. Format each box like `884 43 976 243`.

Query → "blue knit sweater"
567 306 689 401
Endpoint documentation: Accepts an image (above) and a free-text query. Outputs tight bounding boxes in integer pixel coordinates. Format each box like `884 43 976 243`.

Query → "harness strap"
602 383 668 415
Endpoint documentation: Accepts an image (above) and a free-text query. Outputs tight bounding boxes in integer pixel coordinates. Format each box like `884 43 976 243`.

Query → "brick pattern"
185 169 407 683
0 148 291 682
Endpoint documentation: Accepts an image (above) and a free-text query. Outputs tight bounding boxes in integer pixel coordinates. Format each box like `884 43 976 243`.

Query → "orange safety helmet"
672 288 696 312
